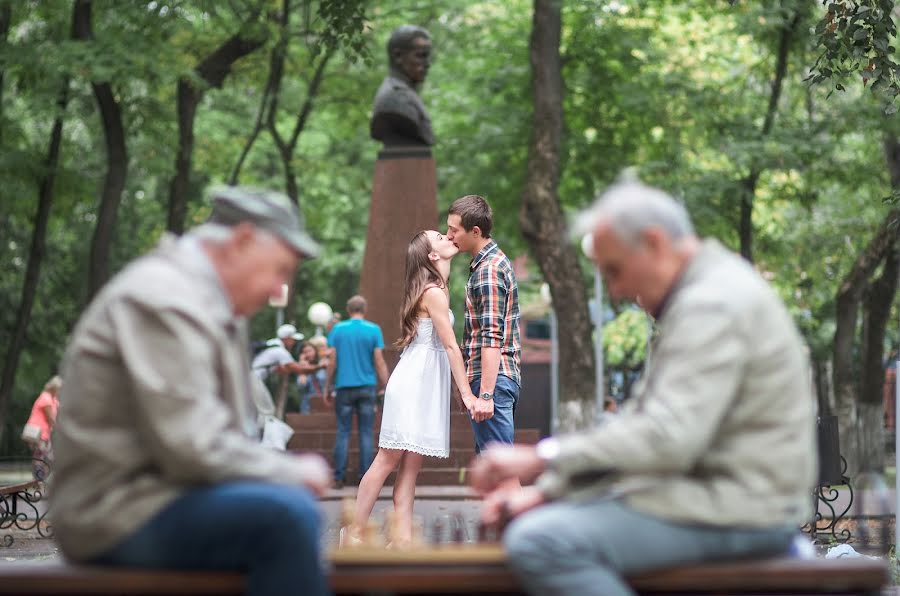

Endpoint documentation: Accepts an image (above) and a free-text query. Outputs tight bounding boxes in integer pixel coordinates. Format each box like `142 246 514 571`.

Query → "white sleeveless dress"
378 312 453 458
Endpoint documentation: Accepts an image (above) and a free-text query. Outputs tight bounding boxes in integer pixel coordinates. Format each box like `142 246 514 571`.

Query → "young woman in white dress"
343 230 476 547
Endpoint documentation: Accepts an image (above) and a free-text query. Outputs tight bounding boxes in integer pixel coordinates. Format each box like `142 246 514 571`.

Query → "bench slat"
0 480 39 495
0 567 243 595
0 557 888 595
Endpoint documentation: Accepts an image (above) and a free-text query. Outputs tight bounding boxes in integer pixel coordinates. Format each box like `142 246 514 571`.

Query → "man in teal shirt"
324 295 389 487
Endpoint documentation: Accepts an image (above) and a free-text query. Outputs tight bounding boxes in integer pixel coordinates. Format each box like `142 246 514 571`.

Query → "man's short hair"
387 25 430 63
449 194 493 238
572 180 694 247
346 295 367 315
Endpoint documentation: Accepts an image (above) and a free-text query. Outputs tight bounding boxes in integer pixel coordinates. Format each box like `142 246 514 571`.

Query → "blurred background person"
22 375 62 479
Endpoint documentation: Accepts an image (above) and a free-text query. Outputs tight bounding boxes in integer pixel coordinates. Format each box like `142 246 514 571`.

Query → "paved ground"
1 486 481 564
4 484 899 596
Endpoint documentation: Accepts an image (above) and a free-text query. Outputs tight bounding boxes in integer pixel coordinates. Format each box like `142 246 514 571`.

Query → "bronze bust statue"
370 25 434 147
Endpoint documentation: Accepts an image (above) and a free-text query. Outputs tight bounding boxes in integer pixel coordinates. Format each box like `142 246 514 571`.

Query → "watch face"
480 392 492 400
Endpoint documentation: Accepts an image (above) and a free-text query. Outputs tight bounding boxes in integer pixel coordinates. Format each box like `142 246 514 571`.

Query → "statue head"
387 25 431 85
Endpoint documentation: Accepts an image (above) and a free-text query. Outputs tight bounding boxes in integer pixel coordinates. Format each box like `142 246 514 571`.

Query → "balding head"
575 181 694 248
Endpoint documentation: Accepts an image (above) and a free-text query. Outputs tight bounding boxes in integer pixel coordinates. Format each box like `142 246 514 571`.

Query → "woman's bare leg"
351 447 402 536
390 451 425 545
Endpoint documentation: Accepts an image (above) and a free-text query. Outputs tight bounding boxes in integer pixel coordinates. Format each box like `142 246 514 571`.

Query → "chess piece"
431 515 445 545
385 511 410 549
496 499 512 534
451 511 465 543
338 498 362 548
477 520 497 543
365 517 385 548
412 515 425 546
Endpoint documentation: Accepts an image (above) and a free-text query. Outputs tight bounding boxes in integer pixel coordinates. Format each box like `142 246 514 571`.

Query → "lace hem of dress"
378 439 449 458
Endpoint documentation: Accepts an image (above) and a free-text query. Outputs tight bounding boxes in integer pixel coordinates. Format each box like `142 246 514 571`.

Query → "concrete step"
330 467 470 486
288 428 540 452
285 411 475 432
295 446 477 468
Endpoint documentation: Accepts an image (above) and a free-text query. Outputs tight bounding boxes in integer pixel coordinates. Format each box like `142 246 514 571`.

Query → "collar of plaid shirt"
469 239 498 271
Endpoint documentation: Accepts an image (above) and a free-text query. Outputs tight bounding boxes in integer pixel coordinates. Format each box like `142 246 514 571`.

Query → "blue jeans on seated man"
333 385 376 484
504 498 794 596
469 374 519 454
89 482 329 596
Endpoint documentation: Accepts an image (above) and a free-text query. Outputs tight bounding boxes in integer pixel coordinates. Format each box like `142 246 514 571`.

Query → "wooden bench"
0 556 888 595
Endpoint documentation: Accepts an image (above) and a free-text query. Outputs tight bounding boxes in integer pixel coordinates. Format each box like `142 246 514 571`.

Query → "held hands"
471 395 494 423
460 391 477 420
468 444 546 494
480 485 546 525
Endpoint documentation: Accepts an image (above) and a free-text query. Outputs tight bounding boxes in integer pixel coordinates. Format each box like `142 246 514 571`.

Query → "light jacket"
538 240 817 528
51 236 317 560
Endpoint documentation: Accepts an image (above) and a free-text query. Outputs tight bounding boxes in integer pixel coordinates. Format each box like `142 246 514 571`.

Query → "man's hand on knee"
481 485 545 525
469 444 544 493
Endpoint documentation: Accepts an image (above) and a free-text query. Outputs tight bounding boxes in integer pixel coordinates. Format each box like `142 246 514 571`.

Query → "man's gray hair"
572 181 694 246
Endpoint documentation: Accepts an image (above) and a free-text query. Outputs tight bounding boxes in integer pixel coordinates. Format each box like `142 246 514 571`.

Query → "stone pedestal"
359 146 438 370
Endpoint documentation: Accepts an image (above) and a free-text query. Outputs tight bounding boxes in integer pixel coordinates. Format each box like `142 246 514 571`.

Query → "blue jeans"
333 385 376 483
505 498 794 596
469 374 519 454
298 370 326 414
89 482 329 596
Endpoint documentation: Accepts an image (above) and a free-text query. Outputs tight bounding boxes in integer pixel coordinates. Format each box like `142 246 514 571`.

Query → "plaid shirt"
463 240 521 386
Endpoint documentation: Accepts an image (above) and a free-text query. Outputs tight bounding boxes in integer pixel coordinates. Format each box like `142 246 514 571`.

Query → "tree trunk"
738 2 803 262
166 17 266 234
520 0 596 433
832 135 900 477
811 356 834 417
73 0 128 299
0 81 70 444
858 246 898 472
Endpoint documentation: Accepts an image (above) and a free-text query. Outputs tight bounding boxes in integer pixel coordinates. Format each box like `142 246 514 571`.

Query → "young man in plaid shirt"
446 195 522 453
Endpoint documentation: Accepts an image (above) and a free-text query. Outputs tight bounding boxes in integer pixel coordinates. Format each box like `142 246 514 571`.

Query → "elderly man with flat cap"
51 187 332 596
469 180 816 596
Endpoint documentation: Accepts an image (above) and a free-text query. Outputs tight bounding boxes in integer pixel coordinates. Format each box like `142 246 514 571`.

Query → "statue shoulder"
373 76 421 119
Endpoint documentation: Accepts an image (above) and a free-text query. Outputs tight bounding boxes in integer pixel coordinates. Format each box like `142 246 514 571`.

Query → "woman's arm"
422 287 475 417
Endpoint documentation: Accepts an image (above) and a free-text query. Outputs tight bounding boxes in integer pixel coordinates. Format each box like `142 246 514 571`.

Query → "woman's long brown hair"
396 231 445 349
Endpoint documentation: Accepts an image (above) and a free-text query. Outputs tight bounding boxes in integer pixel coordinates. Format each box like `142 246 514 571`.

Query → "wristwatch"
479 391 493 401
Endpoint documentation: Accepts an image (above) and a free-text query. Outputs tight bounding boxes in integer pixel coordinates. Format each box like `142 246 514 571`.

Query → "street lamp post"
269 283 289 328
540 283 558 435
581 234 605 419
895 255 900 551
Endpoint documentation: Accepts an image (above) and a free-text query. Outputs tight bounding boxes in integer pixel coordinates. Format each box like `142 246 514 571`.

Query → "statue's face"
395 36 431 84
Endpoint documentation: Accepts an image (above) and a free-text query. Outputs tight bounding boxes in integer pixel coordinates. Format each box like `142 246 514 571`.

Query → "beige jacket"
539 240 817 527
51 236 316 561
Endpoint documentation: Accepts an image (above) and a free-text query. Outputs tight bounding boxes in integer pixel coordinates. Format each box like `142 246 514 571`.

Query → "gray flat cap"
207 186 321 258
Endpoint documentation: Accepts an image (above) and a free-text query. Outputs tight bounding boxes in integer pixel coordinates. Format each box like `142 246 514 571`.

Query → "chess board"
329 542 506 565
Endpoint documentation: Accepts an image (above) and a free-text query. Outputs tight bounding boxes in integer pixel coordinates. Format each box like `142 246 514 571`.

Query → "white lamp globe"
307 302 333 327
581 233 594 259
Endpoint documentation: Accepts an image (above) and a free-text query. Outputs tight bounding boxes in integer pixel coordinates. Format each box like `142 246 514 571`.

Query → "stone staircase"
286 396 540 485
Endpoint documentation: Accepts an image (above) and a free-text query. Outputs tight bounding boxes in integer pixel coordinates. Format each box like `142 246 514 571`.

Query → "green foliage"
1 0 899 450
316 0 371 62
808 0 900 114
603 309 649 369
